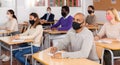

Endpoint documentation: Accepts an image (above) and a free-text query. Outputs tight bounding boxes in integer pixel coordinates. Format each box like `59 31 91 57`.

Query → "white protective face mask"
7 15 11 19
47 11 51 14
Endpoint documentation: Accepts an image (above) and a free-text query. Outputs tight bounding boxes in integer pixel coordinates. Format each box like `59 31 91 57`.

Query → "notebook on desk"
12 39 25 42
97 39 112 44
48 51 63 56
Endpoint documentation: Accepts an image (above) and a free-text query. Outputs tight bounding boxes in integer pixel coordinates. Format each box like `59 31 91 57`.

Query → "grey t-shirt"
86 15 96 25
55 27 99 62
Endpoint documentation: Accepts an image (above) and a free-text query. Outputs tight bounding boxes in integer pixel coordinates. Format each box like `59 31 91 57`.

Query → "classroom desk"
86 25 99 30
95 39 120 65
19 21 28 26
0 36 33 65
44 29 67 48
41 21 54 28
44 29 67 34
96 22 104 26
0 30 11 36
32 48 101 65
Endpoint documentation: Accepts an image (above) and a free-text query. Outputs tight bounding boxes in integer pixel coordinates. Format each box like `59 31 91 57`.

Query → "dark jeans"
104 50 120 65
13 44 41 65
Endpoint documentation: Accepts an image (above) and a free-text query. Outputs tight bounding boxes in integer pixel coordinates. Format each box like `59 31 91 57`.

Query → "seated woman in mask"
12 12 43 65
0 9 19 35
86 5 97 25
95 8 120 65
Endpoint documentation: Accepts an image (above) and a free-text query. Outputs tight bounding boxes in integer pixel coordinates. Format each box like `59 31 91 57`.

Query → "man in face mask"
50 13 99 62
72 14 85 32
51 6 73 31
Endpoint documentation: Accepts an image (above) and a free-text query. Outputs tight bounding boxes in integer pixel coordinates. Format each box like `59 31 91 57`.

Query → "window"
25 0 45 8
48 0 81 7
0 0 15 7
48 0 64 7
35 0 45 6
66 0 80 7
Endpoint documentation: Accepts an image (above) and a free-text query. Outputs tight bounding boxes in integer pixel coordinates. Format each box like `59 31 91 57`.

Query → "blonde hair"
107 8 120 22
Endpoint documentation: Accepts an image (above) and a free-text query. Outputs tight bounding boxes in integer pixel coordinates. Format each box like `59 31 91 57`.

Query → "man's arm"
62 33 94 58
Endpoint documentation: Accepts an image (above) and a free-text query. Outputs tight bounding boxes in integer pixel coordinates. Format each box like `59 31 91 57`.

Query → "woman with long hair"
12 12 43 65
95 8 120 65
0 9 19 35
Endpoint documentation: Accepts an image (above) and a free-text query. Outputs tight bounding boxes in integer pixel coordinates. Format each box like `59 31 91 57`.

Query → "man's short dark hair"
62 6 70 13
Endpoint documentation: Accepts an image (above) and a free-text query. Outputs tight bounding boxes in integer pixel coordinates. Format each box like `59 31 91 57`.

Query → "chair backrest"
18 23 29 33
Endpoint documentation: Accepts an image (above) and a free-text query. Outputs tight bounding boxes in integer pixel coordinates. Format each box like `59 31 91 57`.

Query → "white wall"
16 0 93 23
0 0 93 24
95 10 107 22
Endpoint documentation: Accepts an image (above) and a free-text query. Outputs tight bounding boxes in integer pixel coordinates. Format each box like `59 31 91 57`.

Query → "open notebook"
97 39 112 44
12 39 25 42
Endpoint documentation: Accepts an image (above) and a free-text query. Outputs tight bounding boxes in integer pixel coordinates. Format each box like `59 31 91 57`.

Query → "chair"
96 45 104 64
25 36 44 65
18 22 28 33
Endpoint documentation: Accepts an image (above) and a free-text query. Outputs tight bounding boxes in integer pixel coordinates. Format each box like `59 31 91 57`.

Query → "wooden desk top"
19 22 28 26
44 22 54 24
96 22 104 25
86 25 98 30
44 30 67 34
0 36 33 45
0 30 11 34
32 48 101 65
95 39 120 50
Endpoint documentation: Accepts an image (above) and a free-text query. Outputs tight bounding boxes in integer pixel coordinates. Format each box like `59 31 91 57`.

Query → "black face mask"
61 12 67 17
88 10 93 14
72 22 82 30
29 20 35 25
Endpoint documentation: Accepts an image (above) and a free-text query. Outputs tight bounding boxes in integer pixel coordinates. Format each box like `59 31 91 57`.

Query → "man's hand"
51 28 57 31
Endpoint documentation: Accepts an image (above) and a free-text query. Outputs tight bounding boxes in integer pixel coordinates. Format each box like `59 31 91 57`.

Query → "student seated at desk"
40 7 55 27
50 13 99 62
86 5 97 25
40 7 54 23
51 6 73 31
12 13 43 65
95 8 120 65
0 9 19 35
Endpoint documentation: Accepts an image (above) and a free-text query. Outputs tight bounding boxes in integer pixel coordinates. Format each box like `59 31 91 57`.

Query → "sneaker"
0 54 6 59
2 55 10 62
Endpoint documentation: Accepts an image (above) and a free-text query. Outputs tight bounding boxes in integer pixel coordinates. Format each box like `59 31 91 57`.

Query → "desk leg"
0 42 1 56
10 45 13 65
48 34 50 48
106 49 114 65
101 48 104 65
0 42 2 65
33 59 37 65
31 42 33 65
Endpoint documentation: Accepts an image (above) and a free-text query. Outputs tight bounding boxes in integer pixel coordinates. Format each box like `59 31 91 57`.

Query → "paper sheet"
97 40 112 43
12 39 25 42
48 51 63 56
